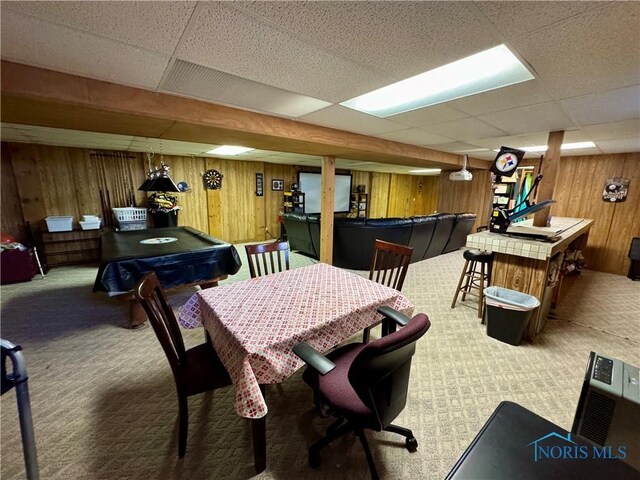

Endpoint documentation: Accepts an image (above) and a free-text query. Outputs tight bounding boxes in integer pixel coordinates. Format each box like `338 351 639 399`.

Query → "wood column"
320 156 335 264
533 130 564 226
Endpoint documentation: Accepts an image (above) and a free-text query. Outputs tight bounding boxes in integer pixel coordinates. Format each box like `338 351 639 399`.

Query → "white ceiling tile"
560 85 640 126
300 106 403 135
558 147 603 157
234 1 501 82
447 80 553 116
161 60 331 118
596 137 640 154
427 141 486 153
387 104 469 128
176 2 389 103
471 151 499 161
423 118 508 141
376 129 454 146
509 2 640 99
475 1 609 38
1 9 170 89
468 133 552 150
2 1 196 55
583 120 640 141
479 103 577 135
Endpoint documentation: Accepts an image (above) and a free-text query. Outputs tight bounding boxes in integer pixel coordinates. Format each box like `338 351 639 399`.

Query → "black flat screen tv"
298 172 352 214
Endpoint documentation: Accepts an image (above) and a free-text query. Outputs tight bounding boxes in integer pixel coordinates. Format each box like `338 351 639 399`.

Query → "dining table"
178 262 414 473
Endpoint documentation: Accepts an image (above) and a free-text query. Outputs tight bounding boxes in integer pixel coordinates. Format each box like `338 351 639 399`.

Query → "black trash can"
484 287 540 346
150 210 179 228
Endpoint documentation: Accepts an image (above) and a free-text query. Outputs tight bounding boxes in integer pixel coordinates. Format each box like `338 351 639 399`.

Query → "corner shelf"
283 191 305 214
350 193 368 218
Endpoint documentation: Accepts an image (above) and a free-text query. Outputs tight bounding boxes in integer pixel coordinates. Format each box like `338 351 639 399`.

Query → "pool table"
93 226 242 327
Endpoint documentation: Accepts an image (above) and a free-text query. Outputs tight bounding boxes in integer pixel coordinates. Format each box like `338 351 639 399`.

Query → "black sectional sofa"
283 212 477 270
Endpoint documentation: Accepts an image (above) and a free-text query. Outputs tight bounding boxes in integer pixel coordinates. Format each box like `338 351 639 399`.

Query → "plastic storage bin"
45 216 73 232
484 286 540 346
113 208 147 231
112 208 147 222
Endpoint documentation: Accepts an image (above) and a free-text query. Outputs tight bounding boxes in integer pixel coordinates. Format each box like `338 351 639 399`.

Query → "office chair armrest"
377 306 410 327
292 342 336 375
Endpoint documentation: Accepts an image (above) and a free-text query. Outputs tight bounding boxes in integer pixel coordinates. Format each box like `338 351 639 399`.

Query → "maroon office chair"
293 307 431 480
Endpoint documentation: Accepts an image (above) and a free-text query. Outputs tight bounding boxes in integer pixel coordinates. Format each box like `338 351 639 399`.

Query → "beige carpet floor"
1 248 639 479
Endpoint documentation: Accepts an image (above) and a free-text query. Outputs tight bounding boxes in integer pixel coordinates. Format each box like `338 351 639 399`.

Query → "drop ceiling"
0 1 638 164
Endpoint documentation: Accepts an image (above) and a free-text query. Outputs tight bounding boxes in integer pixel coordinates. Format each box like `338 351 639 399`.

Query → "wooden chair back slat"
369 239 413 291
245 241 291 278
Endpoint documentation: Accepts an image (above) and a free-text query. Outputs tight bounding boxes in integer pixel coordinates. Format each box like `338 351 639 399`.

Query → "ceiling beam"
1 61 488 170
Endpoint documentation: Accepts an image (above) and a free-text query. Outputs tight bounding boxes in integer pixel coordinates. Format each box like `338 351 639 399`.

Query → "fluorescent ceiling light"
341 45 534 117
407 168 442 174
207 145 255 155
493 141 596 153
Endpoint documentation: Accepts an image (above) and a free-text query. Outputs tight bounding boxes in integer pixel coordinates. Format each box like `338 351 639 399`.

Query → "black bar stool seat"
452 249 494 319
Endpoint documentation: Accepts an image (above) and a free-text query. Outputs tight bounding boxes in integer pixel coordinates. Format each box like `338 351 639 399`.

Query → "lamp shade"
138 163 180 192
141 176 180 192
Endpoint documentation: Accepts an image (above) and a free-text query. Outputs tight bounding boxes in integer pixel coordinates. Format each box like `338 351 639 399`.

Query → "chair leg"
178 394 188 458
309 419 354 464
461 260 475 302
384 424 413 439
451 259 470 308
362 326 371 344
477 261 485 319
355 428 379 480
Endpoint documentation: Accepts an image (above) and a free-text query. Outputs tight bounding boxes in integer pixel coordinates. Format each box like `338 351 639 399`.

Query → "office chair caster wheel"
406 436 418 452
309 450 321 469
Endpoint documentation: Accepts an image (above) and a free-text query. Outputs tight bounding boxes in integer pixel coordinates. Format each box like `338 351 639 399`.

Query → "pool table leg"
128 297 147 328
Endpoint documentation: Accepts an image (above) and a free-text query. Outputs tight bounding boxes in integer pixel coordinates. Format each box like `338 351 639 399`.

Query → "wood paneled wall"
437 169 493 232
365 172 438 219
6 141 635 274
551 153 640 275
1 143 24 241
4 143 148 233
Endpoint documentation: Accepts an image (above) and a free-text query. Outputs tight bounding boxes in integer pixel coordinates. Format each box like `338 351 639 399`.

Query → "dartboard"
203 169 223 189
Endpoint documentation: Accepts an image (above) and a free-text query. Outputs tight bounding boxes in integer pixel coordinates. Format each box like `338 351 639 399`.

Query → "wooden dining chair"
363 239 413 343
245 241 290 278
134 272 232 458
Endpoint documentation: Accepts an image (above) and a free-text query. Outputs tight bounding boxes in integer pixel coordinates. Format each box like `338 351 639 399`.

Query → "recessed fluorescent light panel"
341 45 534 117
407 168 442 174
493 142 596 153
207 145 255 155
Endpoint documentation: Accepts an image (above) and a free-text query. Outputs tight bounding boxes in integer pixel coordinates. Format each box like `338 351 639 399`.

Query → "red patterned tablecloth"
178 263 414 419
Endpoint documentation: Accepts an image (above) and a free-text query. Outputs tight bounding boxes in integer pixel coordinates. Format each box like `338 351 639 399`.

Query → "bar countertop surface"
466 217 594 260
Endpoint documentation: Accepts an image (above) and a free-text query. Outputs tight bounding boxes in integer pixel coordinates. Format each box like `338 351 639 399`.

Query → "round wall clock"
203 169 223 189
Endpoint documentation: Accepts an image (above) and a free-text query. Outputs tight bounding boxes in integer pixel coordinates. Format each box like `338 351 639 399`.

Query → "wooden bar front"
467 218 593 341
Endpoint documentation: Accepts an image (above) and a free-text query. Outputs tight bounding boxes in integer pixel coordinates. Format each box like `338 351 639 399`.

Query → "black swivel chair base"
308 417 418 480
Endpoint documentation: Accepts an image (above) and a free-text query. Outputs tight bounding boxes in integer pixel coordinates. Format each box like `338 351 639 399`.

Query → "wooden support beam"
1 61 489 170
319 156 335 264
533 131 565 227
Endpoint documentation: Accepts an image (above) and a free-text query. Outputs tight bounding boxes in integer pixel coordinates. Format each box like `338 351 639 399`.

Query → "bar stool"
451 249 494 320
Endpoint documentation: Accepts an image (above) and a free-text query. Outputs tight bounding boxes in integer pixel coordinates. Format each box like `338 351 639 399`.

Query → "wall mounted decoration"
602 178 629 202
256 173 264 197
203 169 223 190
490 146 525 176
177 181 190 192
272 179 284 191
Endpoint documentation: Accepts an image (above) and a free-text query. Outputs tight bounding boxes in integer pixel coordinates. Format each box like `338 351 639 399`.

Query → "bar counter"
466 217 593 341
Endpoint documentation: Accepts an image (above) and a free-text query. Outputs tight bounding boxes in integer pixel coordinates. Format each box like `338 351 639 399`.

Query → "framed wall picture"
255 173 264 197
272 179 284 191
